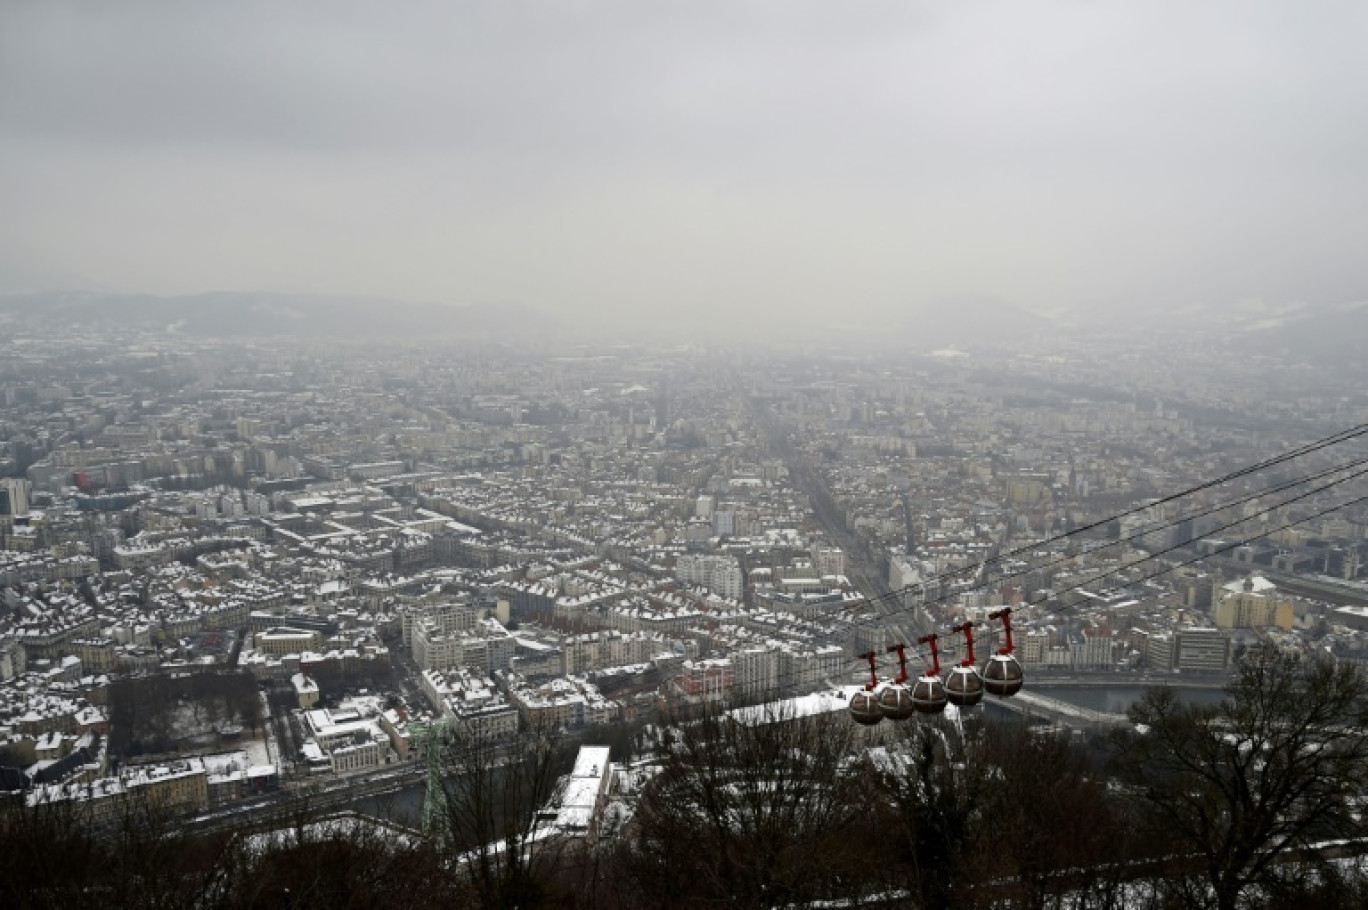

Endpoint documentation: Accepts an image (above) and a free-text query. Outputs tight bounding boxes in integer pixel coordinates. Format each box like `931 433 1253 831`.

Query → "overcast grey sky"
2 1 1365 327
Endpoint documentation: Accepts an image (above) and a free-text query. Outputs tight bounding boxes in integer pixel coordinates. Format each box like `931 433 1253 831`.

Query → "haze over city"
5 5 1368 909
3 1 1366 335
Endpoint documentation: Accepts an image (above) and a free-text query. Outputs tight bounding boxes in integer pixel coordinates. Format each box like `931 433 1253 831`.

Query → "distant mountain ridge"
0 291 558 339
1237 299 1368 367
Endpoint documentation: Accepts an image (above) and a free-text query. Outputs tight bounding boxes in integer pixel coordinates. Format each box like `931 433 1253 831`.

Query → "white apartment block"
812 546 846 577
507 676 618 729
561 629 667 675
412 616 514 673
676 554 744 600
401 599 477 647
780 644 845 690
421 668 519 741
734 646 781 698
1078 630 1114 669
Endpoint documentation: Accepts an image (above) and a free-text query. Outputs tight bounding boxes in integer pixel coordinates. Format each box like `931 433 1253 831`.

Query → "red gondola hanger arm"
951 621 977 666
988 608 1016 655
916 633 942 676
858 650 880 690
885 643 910 684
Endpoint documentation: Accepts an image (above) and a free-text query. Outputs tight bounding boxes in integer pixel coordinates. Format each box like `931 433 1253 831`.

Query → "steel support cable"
658 425 1368 698
832 423 1368 621
745 460 1368 689
753 485 1368 693
847 458 1368 666
843 452 1368 623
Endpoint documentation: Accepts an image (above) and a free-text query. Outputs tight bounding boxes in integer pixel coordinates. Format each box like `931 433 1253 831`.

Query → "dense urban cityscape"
6 1 1368 906
3 302 1367 852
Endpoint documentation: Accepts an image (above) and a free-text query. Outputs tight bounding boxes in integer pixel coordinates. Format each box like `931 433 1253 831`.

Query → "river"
1032 683 1227 716
351 784 428 828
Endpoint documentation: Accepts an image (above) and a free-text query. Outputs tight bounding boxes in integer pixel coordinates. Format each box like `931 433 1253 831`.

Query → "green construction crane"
414 719 450 840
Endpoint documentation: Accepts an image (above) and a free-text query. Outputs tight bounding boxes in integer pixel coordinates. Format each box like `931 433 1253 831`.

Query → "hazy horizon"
3 1 1366 329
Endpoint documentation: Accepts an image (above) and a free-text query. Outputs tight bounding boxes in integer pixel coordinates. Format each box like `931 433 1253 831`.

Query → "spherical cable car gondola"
878 643 916 721
983 608 1024 697
850 650 885 726
911 633 948 715
945 621 985 707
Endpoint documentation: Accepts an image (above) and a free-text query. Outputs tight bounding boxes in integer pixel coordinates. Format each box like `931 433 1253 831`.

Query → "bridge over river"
990 689 1130 727
986 680 1229 729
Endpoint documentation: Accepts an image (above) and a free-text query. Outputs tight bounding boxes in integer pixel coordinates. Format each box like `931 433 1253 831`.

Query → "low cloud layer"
3 1 1365 328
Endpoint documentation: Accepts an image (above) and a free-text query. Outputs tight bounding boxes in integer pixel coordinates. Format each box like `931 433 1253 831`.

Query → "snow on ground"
242 812 419 854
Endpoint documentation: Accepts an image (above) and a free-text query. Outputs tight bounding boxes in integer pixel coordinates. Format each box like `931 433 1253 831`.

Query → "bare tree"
869 716 1137 910
0 788 242 910
224 812 455 910
1113 644 1368 910
620 700 871 909
435 717 575 910
867 719 991 910
972 723 1136 910
0 797 102 909
100 792 238 910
